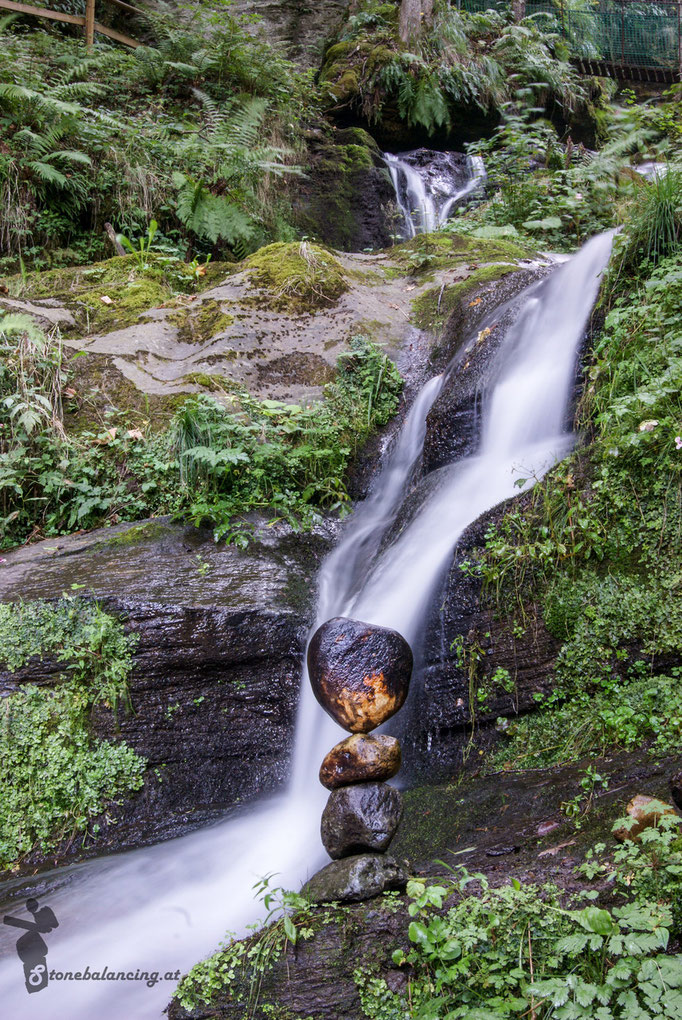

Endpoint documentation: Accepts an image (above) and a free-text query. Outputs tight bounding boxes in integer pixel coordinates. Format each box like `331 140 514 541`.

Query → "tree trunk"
399 0 433 43
512 0 526 21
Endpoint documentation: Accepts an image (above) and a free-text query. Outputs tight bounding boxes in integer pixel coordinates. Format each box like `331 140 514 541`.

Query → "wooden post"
85 0 95 48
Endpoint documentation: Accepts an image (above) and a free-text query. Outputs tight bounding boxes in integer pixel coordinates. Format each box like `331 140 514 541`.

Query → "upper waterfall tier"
384 148 486 237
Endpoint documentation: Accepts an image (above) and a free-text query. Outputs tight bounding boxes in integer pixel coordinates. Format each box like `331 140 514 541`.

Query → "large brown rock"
321 782 403 859
319 733 402 790
307 617 413 733
612 795 679 842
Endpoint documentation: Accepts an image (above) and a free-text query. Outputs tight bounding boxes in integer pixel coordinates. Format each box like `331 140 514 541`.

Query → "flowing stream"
384 150 487 237
0 229 613 1018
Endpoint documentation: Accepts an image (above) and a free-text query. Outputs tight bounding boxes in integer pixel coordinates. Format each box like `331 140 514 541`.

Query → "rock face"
231 0 350 67
423 267 545 471
308 617 413 732
671 771 682 811
319 733 401 789
321 782 403 858
0 515 332 873
303 853 408 904
293 127 396 251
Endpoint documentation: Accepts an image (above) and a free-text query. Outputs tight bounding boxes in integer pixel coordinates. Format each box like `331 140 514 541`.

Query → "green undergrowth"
174 817 682 1020
459 204 682 772
320 0 590 137
0 309 402 547
0 7 315 269
0 597 146 869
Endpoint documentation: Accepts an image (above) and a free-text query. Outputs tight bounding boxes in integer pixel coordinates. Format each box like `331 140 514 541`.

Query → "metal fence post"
621 0 625 66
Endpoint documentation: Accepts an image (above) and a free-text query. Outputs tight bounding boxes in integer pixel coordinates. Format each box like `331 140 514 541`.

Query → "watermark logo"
3 898 59 994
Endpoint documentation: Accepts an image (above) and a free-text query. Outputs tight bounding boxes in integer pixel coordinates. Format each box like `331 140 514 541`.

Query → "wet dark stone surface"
0 514 333 875
423 267 546 471
302 852 408 904
308 616 413 733
321 782 404 858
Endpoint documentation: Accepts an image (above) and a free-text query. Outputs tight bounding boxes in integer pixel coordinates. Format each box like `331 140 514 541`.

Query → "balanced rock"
613 795 679 842
302 853 408 904
321 782 403 859
319 733 401 790
307 616 413 733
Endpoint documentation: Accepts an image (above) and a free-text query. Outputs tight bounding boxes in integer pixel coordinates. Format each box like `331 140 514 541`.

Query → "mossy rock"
65 351 190 433
167 299 235 344
390 231 534 278
412 263 521 332
3 254 233 335
244 241 350 314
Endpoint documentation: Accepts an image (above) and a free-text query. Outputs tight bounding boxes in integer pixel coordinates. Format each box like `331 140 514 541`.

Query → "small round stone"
307 616 413 733
319 733 401 790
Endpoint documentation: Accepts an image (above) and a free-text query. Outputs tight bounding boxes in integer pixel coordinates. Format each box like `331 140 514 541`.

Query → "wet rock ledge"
0 515 333 873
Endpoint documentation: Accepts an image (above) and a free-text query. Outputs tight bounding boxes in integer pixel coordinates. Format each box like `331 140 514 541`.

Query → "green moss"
244 241 349 314
7 254 234 336
65 351 188 433
390 231 534 279
168 299 235 344
99 520 170 548
182 371 234 392
412 263 520 331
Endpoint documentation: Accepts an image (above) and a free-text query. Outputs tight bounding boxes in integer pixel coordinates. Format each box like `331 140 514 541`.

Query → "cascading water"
384 149 486 237
0 231 613 1018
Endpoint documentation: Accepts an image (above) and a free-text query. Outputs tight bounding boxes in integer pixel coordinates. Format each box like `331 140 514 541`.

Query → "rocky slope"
0 515 332 871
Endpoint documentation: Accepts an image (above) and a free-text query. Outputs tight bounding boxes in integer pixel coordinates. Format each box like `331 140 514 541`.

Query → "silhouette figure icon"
3 898 59 993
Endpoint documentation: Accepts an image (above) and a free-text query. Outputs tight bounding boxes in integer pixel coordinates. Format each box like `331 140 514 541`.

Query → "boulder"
307 617 413 733
612 795 679 843
302 853 408 904
321 782 403 858
319 733 401 790
0 514 332 874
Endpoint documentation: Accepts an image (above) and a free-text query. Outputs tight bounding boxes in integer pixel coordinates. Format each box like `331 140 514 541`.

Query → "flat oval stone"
307 616 412 733
321 782 403 859
302 853 408 904
319 733 401 790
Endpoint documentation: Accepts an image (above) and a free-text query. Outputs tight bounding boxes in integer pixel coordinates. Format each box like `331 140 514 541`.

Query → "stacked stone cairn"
302 616 413 904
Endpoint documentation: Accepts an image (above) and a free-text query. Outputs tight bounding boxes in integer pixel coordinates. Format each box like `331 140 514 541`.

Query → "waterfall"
384 150 487 238
0 232 613 1019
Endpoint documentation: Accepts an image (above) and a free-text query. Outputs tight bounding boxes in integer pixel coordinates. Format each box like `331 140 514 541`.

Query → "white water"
384 151 486 237
0 231 613 1018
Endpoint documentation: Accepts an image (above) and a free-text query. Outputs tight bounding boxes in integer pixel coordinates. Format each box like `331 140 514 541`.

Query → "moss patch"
412 263 520 331
168 299 235 344
390 231 534 280
4 254 234 335
65 352 189 432
0 599 146 870
244 241 349 313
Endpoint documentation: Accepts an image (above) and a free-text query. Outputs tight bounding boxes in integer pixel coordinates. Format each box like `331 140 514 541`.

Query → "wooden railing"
0 0 144 48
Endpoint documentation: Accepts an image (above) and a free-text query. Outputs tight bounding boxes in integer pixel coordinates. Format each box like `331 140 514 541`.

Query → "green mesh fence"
457 0 682 71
